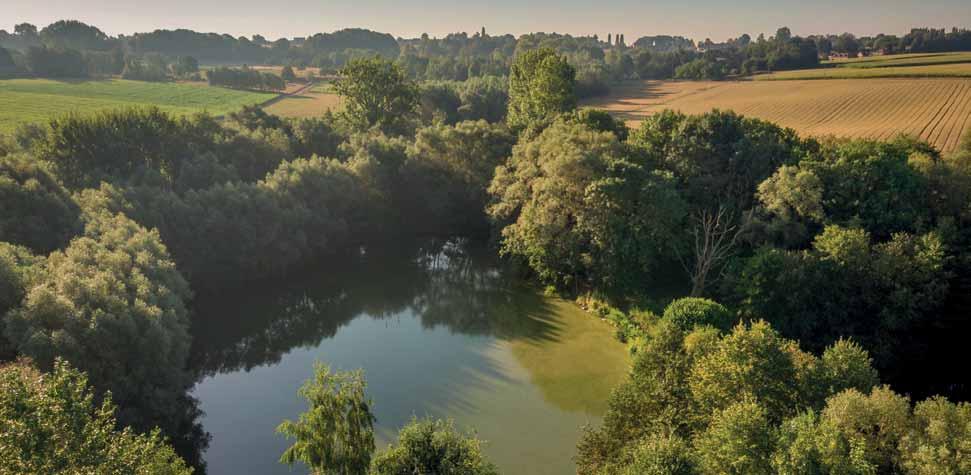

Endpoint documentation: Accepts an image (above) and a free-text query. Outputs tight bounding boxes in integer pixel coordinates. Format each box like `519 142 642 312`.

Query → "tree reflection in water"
188 238 559 379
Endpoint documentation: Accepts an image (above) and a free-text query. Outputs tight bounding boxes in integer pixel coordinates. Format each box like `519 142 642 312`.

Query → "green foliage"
0 243 43 357
371 418 498 475
0 359 192 475
629 109 810 212
818 387 913 473
758 138 936 241
99 154 363 287
0 47 16 74
817 339 880 401
281 65 296 81
724 225 949 360
757 164 825 224
661 297 733 332
610 433 698 475
900 397 971 475
566 108 629 141
0 153 80 252
694 401 775 475
771 411 826 475
3 212 193 434
419 82 463 125
417 77 511 125
207 66 285 90
122 54 170 82
25 45 87 78
0 242 41 316
277 363 375 475
403 120 514 233
456 76 509 123
39 20 111 51
507 48 577 131
674 58 727 80
172 56 198 77
39 108 208 189
689 321 805 423
488 118 685 292
335 57 419 135
576 321 695 473
577 319 883 475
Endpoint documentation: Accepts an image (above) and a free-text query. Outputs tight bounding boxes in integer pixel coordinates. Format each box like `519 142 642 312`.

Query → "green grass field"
0 78 274 133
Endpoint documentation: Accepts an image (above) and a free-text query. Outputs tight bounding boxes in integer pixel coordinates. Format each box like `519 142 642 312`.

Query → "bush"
372 418 498 475
661 297 733 331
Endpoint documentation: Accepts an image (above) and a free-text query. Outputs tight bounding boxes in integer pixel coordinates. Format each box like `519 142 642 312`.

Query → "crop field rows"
586 78 971 153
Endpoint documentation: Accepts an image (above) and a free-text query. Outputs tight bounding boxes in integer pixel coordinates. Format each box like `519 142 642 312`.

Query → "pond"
188 239 630 475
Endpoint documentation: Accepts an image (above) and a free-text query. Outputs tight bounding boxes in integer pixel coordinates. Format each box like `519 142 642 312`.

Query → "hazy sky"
5 0 971 42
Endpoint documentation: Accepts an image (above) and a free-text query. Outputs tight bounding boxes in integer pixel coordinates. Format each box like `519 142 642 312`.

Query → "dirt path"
258 81 316 109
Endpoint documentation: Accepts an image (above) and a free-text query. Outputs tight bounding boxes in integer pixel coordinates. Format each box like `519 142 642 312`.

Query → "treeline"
6 19 971 92
0 21 202 81
812 27 971 56
396 27 820 89
0 21 198 81
206 66 285 90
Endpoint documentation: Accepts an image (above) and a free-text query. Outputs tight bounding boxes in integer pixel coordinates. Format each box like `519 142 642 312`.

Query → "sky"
4 0 971 42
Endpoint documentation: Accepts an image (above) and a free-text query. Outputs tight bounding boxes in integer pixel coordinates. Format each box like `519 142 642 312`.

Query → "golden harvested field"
264 90 342 118
584 78 971 153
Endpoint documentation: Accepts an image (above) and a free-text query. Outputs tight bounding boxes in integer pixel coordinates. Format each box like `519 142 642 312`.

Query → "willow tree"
277 363 375 475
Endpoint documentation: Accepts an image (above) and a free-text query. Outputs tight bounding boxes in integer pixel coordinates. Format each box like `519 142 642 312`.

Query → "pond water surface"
188 240 630 475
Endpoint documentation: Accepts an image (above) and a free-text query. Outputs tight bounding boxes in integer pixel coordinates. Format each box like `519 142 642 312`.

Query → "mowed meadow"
264 83 342 118
0 78 274 133
585 78 971 152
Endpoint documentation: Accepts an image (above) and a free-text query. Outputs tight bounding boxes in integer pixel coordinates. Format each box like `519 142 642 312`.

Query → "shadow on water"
187 237 562 379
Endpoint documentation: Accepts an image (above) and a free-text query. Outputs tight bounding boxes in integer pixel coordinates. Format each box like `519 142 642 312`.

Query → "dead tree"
676 205 751 297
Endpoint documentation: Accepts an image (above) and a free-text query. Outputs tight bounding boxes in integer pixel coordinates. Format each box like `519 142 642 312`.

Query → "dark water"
187 240 630 475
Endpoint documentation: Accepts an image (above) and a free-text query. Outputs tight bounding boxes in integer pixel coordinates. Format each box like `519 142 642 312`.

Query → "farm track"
585 78 971 153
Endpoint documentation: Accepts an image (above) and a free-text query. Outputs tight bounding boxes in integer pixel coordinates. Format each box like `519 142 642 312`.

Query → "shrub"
372 418 498 475
661 297 733 332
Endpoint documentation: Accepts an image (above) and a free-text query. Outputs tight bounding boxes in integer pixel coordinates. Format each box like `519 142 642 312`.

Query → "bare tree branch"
675 205 751 297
